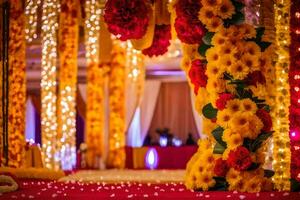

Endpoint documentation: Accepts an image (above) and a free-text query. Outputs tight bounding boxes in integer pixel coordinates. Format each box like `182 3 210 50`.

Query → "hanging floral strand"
8 0 26 168
25 0 41 42
57 0 79 170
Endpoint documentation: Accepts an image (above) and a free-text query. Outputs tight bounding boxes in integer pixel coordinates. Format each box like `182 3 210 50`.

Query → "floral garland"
8 0 26 168
104 0 150 41
290 0 300 189
176 0 274 192
106 42 126 169
57 0 79 170
0 173 19 193
142 24 171 57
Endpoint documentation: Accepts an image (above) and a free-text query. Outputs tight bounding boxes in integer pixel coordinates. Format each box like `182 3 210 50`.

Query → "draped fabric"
25 97 36 142
190 91 204 138
127 80 162 147
148 82 199 143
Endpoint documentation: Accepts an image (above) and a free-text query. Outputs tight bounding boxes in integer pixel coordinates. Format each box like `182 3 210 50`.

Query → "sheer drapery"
127 80 161 147
25 97 36 142
148 82 199 143
190 91 205 138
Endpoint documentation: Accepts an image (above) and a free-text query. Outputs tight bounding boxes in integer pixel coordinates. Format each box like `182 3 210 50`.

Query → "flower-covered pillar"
168 0 274 192
7 0 26 168
57 0 79 170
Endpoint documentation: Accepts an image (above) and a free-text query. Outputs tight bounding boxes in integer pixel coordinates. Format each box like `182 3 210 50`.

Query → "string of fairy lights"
25 0 41 42
40 0 60 170
273 0 291 191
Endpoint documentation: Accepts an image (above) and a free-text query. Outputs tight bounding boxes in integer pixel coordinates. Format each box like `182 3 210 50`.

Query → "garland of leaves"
173 0 275 192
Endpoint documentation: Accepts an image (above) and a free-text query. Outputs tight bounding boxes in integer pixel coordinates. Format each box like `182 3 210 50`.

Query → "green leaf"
223 72 233 81
202 32 215 46
256 27 265 40
291 178 300 192
264 105 271 112
202 103 218 119
247 163 260 171
198 43 212 57
257 41 271 51
212 127 227 148
251 132 273 152
224 11 245 27
213 143 226 154
232 0 245 11
209 177 229 191
264 169 275 178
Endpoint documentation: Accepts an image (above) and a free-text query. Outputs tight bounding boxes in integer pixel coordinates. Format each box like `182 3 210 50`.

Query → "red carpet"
1 180 300 200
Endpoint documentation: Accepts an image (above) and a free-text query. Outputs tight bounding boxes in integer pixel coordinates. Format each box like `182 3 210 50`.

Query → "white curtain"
190 90 205 138
127 80 161 146
25 97 36 142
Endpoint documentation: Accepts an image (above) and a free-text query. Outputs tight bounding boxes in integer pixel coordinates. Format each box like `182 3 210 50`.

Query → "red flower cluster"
214 158 229 177
256 109 272 132
142 25 171 57
104 0 149 41
188 59 207 95
174 0 205 44
227 146 252 171
215 93 235 110
245 71 266 86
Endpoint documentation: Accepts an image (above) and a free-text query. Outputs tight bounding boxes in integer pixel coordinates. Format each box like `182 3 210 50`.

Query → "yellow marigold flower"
201 150 215 165
201 0 222 7
226 133 243 149
228 25 243 39
242 53 259 71
207 77 226 94
196 173 216 191
239 24 256 39
219 42 237 56
246 115 263 139
206 47 220 63
219 26 231 38
259 52 272 74
249 84 266 100
217 109 232 128
180 56 191 72
206 62 224 78
229 179 247 192
228 61 249 80
211 33 226 46
262 178 274 191
244 41 261 57
206 16 224 32
203 118 218 138
244 177 263 193
226 168 242 185
219 54 235 70
197 139 213 151
222 147 234 160
195 88 210 112
229 112 252 133
216 0 235 19
222 128 235 142
198 7 216 24
225 99 241 115
241 98 257 113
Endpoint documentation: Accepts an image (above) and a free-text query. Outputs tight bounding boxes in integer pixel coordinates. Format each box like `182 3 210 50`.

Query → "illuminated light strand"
106 42 126 169
85 0 105 168
40 0 60 169
289 0 300 181
273 0 291 191
57 0 79 170
25 0 41 42
7 0 26 168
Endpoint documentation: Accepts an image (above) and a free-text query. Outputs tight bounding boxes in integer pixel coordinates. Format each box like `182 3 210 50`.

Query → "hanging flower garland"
0 173 19 193
142 24 171 57
8 0 26 168
106 42 126 169
177 0 275 192
57 0 80 170
104 0 150 41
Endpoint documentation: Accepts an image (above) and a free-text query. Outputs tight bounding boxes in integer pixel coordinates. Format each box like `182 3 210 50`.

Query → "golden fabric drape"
149 82 199 143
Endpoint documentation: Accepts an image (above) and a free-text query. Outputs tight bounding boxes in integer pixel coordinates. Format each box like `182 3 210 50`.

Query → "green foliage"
198 43 212 57
210 177 229 191
264 169 275 178
202 103 218 119
202 32 215 46
243 132 273 152
213 143 226 154
212 127 227 148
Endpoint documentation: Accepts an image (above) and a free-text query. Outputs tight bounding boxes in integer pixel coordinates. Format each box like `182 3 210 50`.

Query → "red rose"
245 71 266 86
214 158 229 177
188 59 207 95
104 0 149 41
227 146 252 171
256 109 272 132
174 16 205 44
216 93 235 110
174 0 201 20
142 25 171 57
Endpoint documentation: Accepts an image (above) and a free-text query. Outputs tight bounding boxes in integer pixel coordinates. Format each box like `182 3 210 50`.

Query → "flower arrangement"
104 0 150 41
142 24 171 57
178 0 275 192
